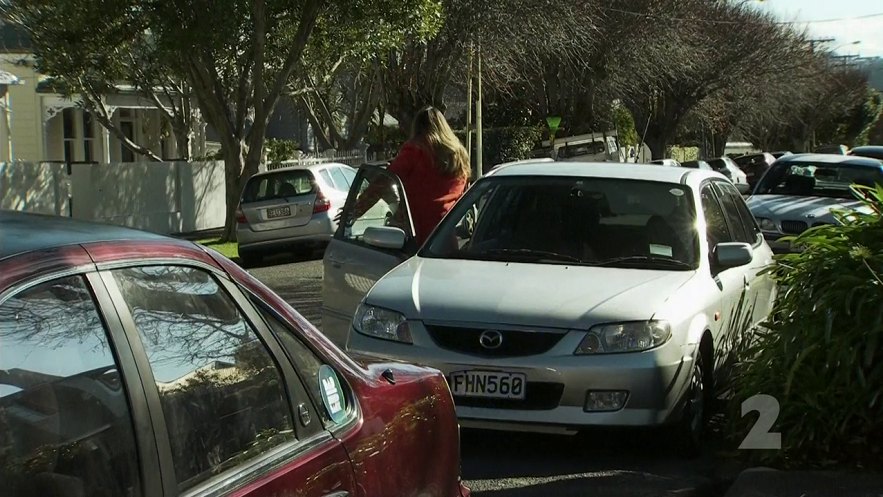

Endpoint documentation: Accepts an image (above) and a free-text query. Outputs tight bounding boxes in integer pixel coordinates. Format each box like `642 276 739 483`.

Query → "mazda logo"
479 330 503 350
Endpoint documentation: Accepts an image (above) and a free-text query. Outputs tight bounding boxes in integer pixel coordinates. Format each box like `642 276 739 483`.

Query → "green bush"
728 184 883 468
265 138 301 162
455 126 543 174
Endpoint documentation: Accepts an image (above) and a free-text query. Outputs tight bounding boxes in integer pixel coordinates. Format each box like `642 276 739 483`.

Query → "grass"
198 238 239 260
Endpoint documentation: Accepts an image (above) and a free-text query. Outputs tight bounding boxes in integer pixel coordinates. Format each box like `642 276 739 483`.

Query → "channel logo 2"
739 394 782 450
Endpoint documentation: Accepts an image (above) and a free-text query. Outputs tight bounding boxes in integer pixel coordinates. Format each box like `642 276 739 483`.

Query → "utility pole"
465 43 473 165
475 42 483 179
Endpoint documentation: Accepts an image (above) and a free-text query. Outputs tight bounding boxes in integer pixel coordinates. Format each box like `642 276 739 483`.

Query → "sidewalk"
724 468 883 497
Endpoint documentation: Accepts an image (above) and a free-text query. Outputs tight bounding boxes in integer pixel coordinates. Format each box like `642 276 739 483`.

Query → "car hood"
746 194 867 222
365 257 697 329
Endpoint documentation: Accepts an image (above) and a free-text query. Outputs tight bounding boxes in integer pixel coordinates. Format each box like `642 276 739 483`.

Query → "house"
0 23 210 164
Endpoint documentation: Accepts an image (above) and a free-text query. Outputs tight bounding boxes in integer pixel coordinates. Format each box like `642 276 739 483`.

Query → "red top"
389 141 467 246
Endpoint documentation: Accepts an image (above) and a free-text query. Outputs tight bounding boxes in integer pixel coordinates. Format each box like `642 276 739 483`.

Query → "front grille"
425 325 565 358
452 381 564 410
780 220 808 234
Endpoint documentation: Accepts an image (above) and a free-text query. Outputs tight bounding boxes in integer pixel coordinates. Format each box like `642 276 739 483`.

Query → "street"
249 256 739 497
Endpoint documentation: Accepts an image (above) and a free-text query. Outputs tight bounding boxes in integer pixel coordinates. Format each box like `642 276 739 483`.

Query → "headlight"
574 321 671 354
353 304 412 343
756 217 777 231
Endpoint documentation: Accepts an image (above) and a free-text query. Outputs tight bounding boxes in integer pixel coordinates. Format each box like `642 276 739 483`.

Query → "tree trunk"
645 133 668 160
174 125 192 160
221 142 246 242
711 133 728 158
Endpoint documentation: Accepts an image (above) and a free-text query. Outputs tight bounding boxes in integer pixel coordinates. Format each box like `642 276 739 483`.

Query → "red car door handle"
322 493 349 497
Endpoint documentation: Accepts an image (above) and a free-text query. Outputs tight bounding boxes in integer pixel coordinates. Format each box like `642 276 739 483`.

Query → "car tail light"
235 207 247 224
313 188 331 214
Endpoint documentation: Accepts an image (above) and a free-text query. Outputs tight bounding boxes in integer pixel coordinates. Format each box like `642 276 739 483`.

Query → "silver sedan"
323 162 776 452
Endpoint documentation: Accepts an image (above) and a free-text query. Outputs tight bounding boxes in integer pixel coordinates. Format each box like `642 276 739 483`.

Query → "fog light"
584 391 628 412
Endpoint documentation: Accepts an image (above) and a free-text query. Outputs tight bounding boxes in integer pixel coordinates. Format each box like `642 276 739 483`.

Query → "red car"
0 211 468 497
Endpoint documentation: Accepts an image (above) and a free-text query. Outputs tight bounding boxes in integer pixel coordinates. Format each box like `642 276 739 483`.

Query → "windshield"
754 162 883 199
422 176 699 270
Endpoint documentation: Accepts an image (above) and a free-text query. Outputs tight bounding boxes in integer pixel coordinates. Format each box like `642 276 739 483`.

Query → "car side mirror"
736 183 750 195
363 226 407 250
714 242 753 268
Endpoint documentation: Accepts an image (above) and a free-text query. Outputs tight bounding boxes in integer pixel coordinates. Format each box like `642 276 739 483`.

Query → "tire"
671 350 711 457
238 250 262 267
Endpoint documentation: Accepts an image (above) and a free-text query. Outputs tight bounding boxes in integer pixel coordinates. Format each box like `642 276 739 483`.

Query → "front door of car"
699 182 754 354
96 264 359 497
712 180 776 328
322 165 416 347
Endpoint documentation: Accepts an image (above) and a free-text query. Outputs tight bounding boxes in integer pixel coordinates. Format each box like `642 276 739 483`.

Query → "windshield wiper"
591 255 693 269
480 248 582 263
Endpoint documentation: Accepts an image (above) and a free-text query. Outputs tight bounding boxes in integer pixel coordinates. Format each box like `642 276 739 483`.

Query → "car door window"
0 276 142 497
250 300 352 428
318 169 335 191
339 166 356 187
714 181 760 245
109 266 295 491
329 167 352 192
340 167 413 243
700 184 733 252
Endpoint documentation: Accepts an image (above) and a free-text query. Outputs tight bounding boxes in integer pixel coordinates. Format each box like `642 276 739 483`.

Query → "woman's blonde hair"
412 106 471 179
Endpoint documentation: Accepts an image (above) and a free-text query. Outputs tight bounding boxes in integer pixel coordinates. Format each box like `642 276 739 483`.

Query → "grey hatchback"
236 163 356 265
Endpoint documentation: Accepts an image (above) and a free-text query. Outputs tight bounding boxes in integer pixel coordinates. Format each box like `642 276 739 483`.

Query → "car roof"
773 153 883 168
850 146 883 154
0 210 170 260
487 161 712 185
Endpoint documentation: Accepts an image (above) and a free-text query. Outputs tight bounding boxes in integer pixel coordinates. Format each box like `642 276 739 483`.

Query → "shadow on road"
238 246 326 269
461 424 739 497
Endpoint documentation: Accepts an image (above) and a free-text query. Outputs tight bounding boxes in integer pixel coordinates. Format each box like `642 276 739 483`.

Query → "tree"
145 0 441 240
378 0 597 133
618 0 807 159
1 0 198 161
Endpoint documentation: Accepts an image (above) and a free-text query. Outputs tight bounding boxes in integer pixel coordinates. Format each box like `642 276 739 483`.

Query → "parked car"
814 144 849 155
0 211 468 497
733 152 776 190
322 162 776 453
746 154 883 253
236 163 359 265
681 160 713 170
706 156 751 194
849 145 883 161
649 158 681 167
771 151 793 159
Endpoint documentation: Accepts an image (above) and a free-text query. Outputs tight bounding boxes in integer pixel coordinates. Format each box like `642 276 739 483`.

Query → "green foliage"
728 184 883 468
478 126 543 173
612 105 638 147
265 138 301 163
853 89 883 147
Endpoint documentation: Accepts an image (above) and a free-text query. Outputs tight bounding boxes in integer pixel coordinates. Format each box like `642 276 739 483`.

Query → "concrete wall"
1 160 225 234
0 161 69 215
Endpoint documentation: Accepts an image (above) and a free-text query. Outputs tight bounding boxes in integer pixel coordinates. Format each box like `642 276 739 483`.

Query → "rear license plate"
449 370 526 400
266 206 291 219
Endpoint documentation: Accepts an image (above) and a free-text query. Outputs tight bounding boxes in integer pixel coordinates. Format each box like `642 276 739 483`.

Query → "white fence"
1 151 382 235
265 148 377 171
1 160 226 235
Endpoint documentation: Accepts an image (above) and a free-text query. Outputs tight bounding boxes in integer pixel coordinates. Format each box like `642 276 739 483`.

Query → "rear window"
242 170 315 203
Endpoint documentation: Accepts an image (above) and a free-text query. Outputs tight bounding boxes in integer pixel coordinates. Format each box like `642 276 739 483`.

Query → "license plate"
449 370 526 400
266 206 291 219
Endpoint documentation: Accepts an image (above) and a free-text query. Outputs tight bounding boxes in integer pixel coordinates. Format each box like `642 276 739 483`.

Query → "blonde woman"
349 106 471 245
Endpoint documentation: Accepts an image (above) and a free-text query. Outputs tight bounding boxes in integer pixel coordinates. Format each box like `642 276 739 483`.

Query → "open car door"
321 163 416 347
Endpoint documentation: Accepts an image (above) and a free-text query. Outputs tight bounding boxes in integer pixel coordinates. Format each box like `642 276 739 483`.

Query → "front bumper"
346 321 696 432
